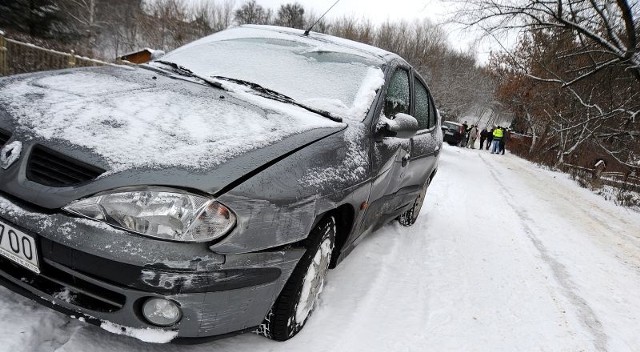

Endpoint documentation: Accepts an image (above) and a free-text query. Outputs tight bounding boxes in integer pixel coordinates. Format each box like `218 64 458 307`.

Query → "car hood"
0 66 345 208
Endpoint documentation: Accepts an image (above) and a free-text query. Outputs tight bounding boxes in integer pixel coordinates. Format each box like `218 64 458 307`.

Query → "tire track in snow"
326 222 432 352
480 154 608 352
500 155 640 272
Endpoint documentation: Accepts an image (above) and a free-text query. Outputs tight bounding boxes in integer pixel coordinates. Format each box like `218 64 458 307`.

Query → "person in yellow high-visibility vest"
490 126 504 154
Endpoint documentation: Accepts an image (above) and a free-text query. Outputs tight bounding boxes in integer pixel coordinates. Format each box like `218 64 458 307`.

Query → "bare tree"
275 2 305 29
328 16 376 44
58 0 101 49
234 0 272 25
190 0 235 35
459 0 639 83
142 0 192 51
375 20 411 57
303 10 330 33
460 0 640 169
190 0 214 37
213 0 236 31
329 16 360 41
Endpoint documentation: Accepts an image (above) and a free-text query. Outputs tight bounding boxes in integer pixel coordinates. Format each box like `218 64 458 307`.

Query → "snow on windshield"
161 31 386 121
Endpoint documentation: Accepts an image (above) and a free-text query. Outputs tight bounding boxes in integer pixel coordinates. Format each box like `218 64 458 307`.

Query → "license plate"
0 219 40 274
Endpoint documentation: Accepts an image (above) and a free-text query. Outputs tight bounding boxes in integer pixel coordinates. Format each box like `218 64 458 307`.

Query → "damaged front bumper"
0 195 304 342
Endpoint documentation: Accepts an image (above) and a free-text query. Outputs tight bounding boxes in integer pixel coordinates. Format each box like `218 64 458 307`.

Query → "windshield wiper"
210 75 343 123
145 60 226 91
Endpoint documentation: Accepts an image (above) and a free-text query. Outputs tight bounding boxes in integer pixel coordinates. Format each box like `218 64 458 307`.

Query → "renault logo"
0 141 22 170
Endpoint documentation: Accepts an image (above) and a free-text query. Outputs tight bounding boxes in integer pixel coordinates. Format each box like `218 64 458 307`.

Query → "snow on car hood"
0 67 344 176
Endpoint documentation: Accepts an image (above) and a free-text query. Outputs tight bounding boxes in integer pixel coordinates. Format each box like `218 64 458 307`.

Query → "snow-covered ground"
2 144 640 352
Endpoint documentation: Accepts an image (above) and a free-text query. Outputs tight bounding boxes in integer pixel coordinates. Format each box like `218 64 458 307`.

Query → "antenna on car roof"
304 0 341 36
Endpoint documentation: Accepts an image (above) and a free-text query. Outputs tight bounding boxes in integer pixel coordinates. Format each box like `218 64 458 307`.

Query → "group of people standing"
460 122 508 155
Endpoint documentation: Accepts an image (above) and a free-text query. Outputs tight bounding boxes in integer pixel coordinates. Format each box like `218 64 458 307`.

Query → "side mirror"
383 113 419 139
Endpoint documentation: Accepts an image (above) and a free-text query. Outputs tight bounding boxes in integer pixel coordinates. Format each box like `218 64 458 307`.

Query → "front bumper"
0 195 304 342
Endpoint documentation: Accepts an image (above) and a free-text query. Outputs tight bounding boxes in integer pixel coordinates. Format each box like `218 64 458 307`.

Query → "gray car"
0 25 441 343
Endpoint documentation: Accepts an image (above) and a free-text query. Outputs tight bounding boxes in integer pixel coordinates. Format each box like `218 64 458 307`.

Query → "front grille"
0 256 126 312
27 145 104 187
0 129 10 147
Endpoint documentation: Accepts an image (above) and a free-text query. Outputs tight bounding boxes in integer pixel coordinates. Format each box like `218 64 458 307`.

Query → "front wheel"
258 216 336 341
397 179 430 227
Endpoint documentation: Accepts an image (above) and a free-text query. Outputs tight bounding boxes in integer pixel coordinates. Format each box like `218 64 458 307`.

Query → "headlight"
63 189 235 242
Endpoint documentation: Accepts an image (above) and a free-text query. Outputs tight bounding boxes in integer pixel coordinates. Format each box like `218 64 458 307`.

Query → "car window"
384 68 410 117
414 78 430 129
444 122 460 130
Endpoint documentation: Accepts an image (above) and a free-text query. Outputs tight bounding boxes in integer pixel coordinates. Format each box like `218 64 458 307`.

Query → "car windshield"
157 30 385 121
443 122 460 130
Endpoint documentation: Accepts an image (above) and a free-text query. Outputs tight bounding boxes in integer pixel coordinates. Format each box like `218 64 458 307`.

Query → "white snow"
0 141 21 169
161 26 386 121
52 288 76 304
1 145 640 350
99 322 178 344
0 71 340 173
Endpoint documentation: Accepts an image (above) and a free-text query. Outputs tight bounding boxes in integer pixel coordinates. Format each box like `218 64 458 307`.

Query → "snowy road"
2 145 640 352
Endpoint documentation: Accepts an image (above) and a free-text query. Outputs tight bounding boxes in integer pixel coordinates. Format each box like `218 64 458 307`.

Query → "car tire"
257 216 336 341
397 179 430 227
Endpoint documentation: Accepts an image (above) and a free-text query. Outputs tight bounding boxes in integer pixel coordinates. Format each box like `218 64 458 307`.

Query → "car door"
400 73 440 196
361 66 413 230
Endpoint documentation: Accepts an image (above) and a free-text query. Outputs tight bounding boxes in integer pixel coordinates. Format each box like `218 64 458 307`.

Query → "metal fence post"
0 30 7 76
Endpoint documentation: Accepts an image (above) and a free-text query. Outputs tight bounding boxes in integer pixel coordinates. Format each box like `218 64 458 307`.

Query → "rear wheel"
258 216 336 341
397 179 430 227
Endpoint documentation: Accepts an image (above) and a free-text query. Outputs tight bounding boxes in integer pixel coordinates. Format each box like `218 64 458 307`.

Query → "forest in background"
0 0 638 181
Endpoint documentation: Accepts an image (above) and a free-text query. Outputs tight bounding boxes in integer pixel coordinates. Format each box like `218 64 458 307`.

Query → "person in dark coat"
486 127 494 150
461 121 469 147
499 128 510 154
479 127 489 149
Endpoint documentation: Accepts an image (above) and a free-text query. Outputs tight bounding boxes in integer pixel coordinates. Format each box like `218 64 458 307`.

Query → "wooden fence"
0 32 116 76
563 163 640 193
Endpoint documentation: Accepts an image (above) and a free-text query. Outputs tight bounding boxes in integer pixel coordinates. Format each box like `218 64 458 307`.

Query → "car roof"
180 25 403 66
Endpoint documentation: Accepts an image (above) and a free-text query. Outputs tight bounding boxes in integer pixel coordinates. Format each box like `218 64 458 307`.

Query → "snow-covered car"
0 25 441 343
441 120 465 146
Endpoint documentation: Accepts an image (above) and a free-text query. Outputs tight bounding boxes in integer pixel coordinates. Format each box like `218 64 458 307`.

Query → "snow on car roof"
177 25 398 63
